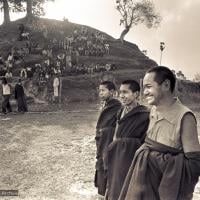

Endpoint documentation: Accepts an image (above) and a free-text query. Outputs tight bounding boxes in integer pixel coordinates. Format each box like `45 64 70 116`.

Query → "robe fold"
119 137 200 200
95 98 121 195
106 105 149 200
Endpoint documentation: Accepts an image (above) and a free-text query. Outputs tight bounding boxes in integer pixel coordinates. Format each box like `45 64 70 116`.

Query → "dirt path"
0 111 98 200
0 109 200 200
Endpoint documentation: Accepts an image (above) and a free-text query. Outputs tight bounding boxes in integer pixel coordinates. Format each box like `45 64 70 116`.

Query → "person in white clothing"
1 77 12 114
53 76 59 103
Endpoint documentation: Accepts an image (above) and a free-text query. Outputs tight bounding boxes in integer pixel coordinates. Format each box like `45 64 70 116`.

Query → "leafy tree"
0 0 54 24
116 0 161 43
13 0 54 20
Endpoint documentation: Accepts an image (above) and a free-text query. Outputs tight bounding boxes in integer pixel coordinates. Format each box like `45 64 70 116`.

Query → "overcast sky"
1 0 199 79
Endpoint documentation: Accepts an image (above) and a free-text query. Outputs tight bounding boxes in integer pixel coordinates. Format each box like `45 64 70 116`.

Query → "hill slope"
0 17 157 103
0 17 156 69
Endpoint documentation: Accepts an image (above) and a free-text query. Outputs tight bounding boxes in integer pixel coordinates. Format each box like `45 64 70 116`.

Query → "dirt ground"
0 104 200 200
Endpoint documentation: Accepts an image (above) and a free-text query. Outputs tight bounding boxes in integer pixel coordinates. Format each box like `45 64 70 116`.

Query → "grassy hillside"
0 17 199 107
0 16 159 104
0 16 156 69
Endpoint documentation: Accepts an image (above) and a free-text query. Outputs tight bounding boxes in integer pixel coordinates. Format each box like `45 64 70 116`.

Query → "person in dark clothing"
95 81 121 199
105 80 149 200
14 79 28 113
119 66 200 200
1 77 12 114
18 23 25 41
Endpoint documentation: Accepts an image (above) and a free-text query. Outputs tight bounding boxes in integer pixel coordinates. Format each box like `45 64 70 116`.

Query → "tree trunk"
26 0 33 20
120 27 130 43
3 0 10 25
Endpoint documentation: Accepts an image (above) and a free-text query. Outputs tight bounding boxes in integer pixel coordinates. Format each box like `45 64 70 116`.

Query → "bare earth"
0 105 200 200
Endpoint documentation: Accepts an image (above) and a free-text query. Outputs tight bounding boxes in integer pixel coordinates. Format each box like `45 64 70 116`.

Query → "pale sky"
1 0 200 79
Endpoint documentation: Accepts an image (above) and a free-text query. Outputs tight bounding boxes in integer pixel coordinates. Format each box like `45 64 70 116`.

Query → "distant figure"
14 79 28 113
0 54 4 65
21 32 30 40
104 43 110 55
53 76 60 103
5 70 12 78
1 77 12 114
18 24 25 41
20 67 27 78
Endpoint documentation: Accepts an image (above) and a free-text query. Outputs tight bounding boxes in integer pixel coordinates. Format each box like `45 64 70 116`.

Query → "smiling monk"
105 80 149 200
119 66 200 200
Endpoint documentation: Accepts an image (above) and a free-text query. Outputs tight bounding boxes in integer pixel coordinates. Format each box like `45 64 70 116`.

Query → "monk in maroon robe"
14 79 28 112
95 81 121 197
119 66 200 200
105 80 149 200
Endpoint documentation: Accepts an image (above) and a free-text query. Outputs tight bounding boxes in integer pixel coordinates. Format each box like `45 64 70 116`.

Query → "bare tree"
116 0 161 43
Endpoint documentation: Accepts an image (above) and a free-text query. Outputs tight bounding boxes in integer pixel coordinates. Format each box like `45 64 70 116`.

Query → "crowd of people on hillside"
0 22 113 86
1 16 200 200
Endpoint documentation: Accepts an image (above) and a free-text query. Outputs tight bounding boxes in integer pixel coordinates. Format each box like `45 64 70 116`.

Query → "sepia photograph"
0 0 200 199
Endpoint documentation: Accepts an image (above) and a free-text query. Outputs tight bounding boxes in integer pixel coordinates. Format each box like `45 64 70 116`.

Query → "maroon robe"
14 83 28 112
119 137 200 200
95 98 121 195
106 105 149 200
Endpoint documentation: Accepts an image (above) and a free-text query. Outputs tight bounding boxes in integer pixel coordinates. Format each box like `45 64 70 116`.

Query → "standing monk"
119 66 200 200
14 79 28 113
105 80 149 200
95 81 121 199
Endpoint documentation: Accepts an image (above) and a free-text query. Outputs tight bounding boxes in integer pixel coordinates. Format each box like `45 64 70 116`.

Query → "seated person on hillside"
0 55 4 65
18 23 25 41
104 43 110 55
5 70 12 78
7 52 13 62
26 67 33 79
21 32 30 40
20 67 27 78
44 59 50 67
0 65 6 76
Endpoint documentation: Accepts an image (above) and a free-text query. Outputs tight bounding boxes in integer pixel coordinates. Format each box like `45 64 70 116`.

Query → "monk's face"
119 84 138 106
99 84 113 101
143 72 164 106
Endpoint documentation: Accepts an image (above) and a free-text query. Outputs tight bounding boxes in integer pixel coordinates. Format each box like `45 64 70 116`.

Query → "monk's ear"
110 89 115 96
134 91 139 99
162 79 171 91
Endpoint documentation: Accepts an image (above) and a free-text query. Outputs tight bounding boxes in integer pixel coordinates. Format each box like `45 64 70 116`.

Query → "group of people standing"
94 66 200 200
1 77 28 114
